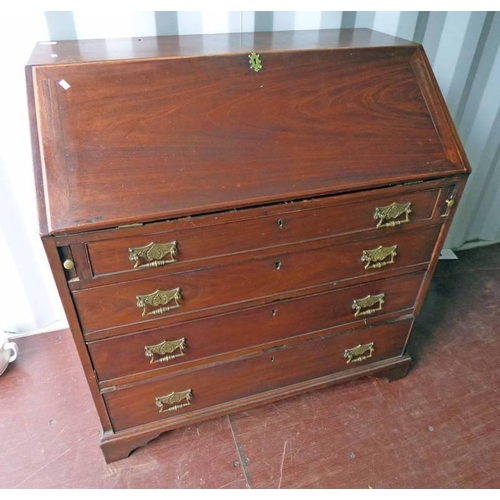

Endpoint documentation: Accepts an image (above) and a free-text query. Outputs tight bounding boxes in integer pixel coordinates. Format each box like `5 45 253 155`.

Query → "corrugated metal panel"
2 11 499 333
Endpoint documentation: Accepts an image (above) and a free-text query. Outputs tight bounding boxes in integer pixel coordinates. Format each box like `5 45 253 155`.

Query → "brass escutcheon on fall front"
248 51 262 72
155 389 193 413
352 293 385 317
344 342 375 364
144 338 187 364
136 288 182 317
128 241 178 269
373 201 412 228
361 244 398 270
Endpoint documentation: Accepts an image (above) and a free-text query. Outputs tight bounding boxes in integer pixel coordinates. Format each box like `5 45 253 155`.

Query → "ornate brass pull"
129 241 178 269
344 342 375 364
352 293 385 317
136 288 182 317
145 338 187 364
374 202 412 228
155 389 192 413
248 52 262 72
361 244 398 270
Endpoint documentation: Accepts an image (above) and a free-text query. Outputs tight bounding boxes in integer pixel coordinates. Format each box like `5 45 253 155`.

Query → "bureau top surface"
27 29 415 66
27 29 470 235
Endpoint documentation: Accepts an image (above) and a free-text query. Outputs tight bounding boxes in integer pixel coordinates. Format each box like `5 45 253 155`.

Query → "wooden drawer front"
89 272 424 382
74 225 440 334
86 187 439 277
104 317 412 431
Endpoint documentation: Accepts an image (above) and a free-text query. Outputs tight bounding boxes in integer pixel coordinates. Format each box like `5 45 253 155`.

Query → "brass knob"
445 198 455 208
63 259 75 270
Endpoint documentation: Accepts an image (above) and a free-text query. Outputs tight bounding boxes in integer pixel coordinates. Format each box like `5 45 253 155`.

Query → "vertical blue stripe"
254 11 274 32
155 11 179 36
45 11 77 40
341 12 357 29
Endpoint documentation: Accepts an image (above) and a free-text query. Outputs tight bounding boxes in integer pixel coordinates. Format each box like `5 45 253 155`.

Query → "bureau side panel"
25 66 49 236
413 177 468 316
41 236 113 433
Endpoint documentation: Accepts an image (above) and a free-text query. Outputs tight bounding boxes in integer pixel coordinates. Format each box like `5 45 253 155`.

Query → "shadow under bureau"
26 28 470 462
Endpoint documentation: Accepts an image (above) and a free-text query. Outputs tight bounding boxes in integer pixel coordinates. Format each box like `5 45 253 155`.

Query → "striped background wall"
1 11 499 334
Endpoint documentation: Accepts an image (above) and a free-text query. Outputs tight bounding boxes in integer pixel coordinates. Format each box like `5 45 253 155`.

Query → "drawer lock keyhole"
275 261 282 270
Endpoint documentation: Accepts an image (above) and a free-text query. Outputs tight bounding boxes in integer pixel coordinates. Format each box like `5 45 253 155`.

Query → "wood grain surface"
103 318 412 432
30 41 467 234
73 224 440 334
88 272 424 383
27 29 417 66
85 186 440 278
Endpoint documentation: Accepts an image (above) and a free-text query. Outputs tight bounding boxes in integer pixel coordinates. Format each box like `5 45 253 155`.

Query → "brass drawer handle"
344 342 375 364
352 293 385 318
136 288 182 317
361 244 398 269
145 338 187 364
129 241 178 269
374 202 412 228
155 389 192 413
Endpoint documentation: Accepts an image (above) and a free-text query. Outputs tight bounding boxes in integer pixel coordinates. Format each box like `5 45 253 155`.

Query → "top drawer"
85 186 440 278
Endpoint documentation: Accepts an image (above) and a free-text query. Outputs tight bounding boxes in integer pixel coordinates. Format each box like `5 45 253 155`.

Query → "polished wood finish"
27 29 470 462
27 29 417 66
104 318 412 432
30 38 467 236
86 185 440 278
74 224 440 334
88 272 424 383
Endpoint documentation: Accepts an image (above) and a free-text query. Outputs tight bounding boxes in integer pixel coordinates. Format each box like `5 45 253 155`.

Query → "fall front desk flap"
27 29 469 235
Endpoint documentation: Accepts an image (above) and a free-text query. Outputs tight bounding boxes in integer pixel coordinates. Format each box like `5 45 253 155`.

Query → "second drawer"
89 272 424 382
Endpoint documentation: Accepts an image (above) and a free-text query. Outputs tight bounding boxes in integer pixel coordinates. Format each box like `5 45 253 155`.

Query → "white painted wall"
0 12 64 334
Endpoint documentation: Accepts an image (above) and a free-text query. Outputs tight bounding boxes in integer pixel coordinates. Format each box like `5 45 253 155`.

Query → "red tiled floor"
229 244 500 488
0 332 246 488
1 243 499 488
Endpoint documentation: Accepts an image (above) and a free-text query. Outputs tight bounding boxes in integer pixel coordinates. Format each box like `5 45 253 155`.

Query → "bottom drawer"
104 317 412 431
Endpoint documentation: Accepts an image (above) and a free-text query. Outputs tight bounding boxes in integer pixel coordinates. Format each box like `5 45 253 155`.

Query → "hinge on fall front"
117 222 143 229
101 386 117 394
402 180 423 186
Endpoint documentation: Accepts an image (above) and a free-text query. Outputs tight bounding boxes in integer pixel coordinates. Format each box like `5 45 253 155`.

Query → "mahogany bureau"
26 28 470 462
